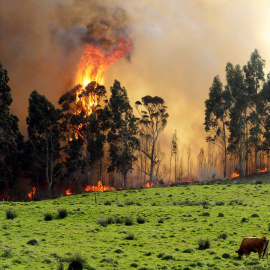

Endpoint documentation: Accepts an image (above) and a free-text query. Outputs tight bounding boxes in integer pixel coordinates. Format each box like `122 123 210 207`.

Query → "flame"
231 172 240 178
76 37 132 88
257 167 268 173
27 187 36 200
144 182 154 188
84 181 116 192
65 189 72 196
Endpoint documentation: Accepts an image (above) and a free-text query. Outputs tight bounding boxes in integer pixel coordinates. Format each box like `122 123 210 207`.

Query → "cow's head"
235 249 244 256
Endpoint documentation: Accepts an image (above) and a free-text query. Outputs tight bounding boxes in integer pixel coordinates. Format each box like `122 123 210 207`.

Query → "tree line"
204 49 270 178
0 60 169 199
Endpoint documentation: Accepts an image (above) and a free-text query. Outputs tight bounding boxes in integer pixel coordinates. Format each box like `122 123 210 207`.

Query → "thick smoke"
1 0 270 180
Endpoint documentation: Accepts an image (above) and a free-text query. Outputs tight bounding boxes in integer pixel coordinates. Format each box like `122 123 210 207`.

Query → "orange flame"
144 182 154 188
65 189 73 196
231 172 240 178
257 167 268 173
27 187 37 200
84 181 116 192
76 37 132 88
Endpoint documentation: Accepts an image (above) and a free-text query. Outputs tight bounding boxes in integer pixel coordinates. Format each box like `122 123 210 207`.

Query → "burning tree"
136 96 169 182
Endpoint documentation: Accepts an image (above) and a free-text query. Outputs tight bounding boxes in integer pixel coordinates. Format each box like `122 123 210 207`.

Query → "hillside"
1 175 270 269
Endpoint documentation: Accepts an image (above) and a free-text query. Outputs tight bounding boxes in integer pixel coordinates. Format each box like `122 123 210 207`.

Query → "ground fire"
84 181 116 192
27 187 36 200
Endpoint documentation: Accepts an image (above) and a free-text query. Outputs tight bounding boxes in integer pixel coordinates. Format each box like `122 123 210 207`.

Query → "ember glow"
144 182 154 188
27 187 37 200
84 181 116 192
231 172 240 178
65 189 72 195
257 167 268 173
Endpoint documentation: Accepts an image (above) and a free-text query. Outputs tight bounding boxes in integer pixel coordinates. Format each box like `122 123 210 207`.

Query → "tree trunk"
223 120 227 178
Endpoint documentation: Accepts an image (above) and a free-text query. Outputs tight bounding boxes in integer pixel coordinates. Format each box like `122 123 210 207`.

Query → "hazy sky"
1 0 270 159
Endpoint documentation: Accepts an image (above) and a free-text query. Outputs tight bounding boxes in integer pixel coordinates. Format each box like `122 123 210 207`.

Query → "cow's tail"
262 239 269 258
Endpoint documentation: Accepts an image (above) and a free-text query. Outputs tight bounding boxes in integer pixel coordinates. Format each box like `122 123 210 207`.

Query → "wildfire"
231 172 240 178
257 167 268 173
144 182 154 188
27 187 37 200
65 189 72 196
84 181 116 192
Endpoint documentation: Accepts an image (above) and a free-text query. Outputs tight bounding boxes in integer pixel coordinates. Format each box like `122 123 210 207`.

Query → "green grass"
1 176 270 269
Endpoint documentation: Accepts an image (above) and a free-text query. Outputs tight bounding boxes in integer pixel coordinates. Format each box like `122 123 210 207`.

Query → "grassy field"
1 175 270 269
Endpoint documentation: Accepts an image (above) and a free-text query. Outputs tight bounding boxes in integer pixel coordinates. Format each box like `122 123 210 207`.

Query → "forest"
0 49 270 200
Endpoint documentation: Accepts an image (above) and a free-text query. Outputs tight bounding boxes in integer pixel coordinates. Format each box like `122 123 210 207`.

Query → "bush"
162 255 175 260
44 212 52 221
157 253 165 258
183 248 195 254
201 212 210 217
218 213 224 217
124 217 133 226
241 217 249 223
137 216 145 224
104 200 111 205
198 238 210 250
27 239 39 246
113 216 123 224
251 213 259 218
67 254 85 270
1 249 12 258
218 233 228 240
124 233 135 240
97 218 108 227
6 209 17 220
222 253 230 259
57 208 68 219
215 201 225 206
157 218 164 223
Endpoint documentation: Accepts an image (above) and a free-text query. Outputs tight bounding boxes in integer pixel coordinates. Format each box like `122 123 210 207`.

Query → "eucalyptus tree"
107 80 139 188
243 49 265 172
27 90 62 196
0 60 20 192
204 75 230 178
135 95 169 182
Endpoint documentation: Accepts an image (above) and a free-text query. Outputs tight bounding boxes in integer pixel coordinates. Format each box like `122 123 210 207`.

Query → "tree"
204 75 230 178
226 63 248 176
243 49 265 173
27 90 62 196
107 80 139 188
59 82 107 185
0 60 20 190
171 130 178 182
136 95 169 182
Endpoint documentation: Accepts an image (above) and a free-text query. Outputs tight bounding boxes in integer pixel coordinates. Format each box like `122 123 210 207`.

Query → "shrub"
157 218 164 223
251 213 259 218
124 233 135 240
162 255 175 260
67 254 85 270
222 253 230 259
5 209 17 220
97 218 108 227
124 217 133 226
215 201 225 206
114 249 123 254
137 216 145 224
201 212 210 217
229 200 243 205
57 208 68 218
44 212 52 221
107 217 114 225
27 239 39 246
198 238 211 250
157 252 165 258
113 216 123 224
124 201 135 206
218 233 228 240
241 217 249 223
218 213 224 217
256 180 262 184
130 263 138 268
104 200 111 205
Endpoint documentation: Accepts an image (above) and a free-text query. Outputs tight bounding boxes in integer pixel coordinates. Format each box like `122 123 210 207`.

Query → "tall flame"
27 187 37 200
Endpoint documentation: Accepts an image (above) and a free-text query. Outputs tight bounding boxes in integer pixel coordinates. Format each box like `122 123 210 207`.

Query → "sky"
1 0 270 167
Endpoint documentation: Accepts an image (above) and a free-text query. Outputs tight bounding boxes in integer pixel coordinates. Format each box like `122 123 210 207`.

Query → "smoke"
1 0 270 179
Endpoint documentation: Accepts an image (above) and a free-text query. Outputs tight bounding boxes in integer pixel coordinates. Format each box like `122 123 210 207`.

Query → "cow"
235 237 269 260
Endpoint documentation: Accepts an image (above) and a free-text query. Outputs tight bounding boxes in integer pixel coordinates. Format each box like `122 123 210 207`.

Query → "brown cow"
235 237 269 260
